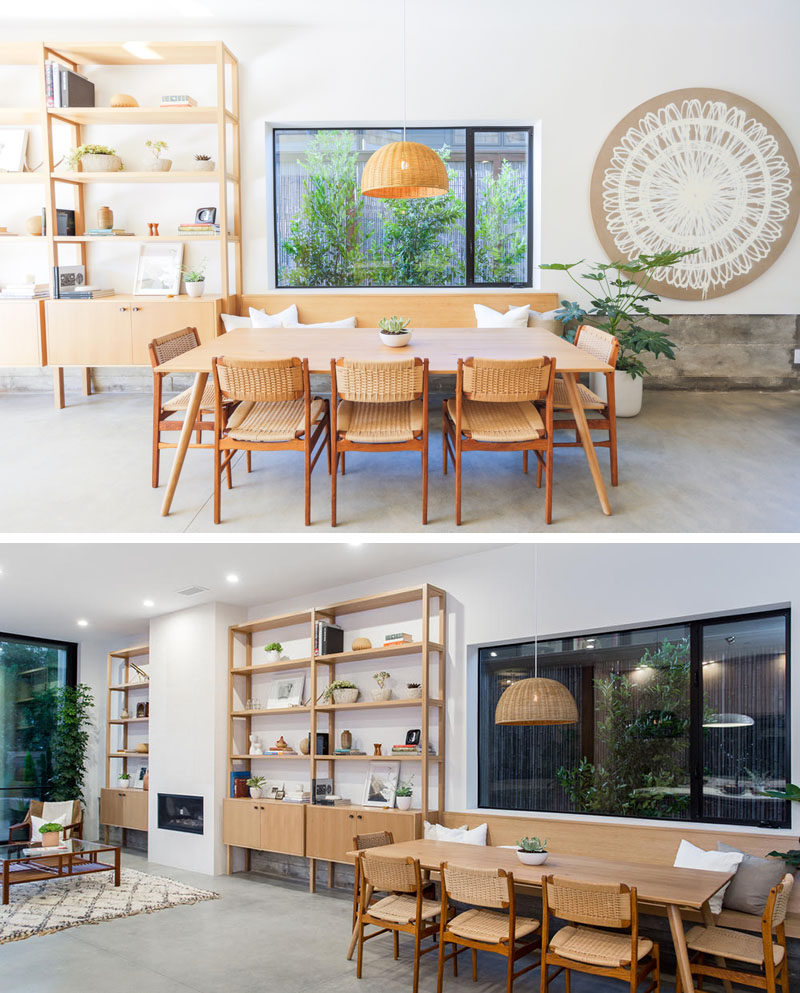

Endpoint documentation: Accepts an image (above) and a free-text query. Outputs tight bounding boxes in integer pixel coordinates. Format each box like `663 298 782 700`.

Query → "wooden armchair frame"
3 799 84 844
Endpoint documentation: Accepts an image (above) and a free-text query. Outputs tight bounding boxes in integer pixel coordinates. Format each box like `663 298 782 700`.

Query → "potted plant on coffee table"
247 775 266 799
181 259 208 298
516 836 549 865
39 822 64 848
378 315 413 348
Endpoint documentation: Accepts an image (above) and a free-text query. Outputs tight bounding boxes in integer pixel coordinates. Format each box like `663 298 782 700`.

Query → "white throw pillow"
248 304 299 328
220 313 252 333
292 317 357 328
673 839 744 914
423 820 487 846
527 309 562 334
474 303 530 328
424 820 467 841
30 812 68 844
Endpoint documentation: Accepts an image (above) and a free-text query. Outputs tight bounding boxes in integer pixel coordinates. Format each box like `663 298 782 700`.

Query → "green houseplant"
193 152 214 172
66 143 122 173
145 139 171 172
117 771 131 789
396 776 414 810
38 822 64 848
372 670 392 702
760 784 800 868
264 642 283 663
540 249 698 416
181 259 208 298
516 836 549 865
378 315 412 348
247 775 266 799
323 679 359 704
50 683 94 805
404 681 422 700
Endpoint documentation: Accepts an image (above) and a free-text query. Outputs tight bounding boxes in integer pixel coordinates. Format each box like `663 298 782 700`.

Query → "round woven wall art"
590 88 800 299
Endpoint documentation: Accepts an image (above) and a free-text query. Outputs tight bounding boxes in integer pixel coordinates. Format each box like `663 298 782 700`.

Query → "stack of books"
314 620 344 657
316 795 351 807
161 94 197 108
391 743 437 755
178 222 220 236
0 282 49 299
334 747 366 756
284 791 311 804
264 746 298 756
84 228 134 237
384 632 413 647
59 285 114 300
45 62 95 108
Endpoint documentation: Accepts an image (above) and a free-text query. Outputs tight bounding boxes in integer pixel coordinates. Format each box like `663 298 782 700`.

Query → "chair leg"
455 444 462 526
326 415 332 475
213 447 222 525
452 943 459 976
536 454 542 489
331 449 338 527
472 948 478 981
442 406 448 474
246 450 252 474
196 428 202 444
564 969 571 993
152 425 160 488
505 948 514 993
393 928 399 958
304 443 312 527
609 426 618 487
436 934 445 993
523 450 528 474
225 453 232 490
413 930 421 993
421 441 428 525
341 451 346 475
654 943 661 993
356 915 364 979
544 447 553 525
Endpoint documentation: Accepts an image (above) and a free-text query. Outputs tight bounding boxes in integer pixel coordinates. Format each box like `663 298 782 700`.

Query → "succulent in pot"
39 822 64 848
181 259 208 298
145 139 172 172
372 670 392 701
263 641 283 663
247 775 266 799
117 772 131 789
323 679 359 705
378 315 412 348
516 836 549 865
396 776 414 810
404 681 422 699
193 152 215 172
67 143 122 173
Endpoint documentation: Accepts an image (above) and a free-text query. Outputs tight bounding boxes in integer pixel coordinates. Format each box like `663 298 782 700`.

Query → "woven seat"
552 378 605 411
226 397 325 442
163 381 228 412
449 908 539 944
550 925 653 967
370 893 440 924
337 399 423 442
685 926 785 967
446 398 544 442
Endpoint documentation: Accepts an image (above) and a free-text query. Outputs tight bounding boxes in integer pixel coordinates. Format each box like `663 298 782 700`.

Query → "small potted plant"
404 681 422 700
145 139 172 172
118 771 131 789
323 680 359 705
372 671 392 701
193 152 215 172
396 777 414 811
264 642 283 663
67 143 122 173
39 822 64 848
247 775 266 799
181 259 208 298
378 315 413 347
516 836 549 865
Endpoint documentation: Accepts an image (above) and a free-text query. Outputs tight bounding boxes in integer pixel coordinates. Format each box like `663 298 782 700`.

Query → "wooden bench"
436 811 800 938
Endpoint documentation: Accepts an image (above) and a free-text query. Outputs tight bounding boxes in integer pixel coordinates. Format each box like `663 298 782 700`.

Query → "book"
59 288 114 299
161 94 197 106
42 208 76 237
60 68 95 108
314 620 344 657
54 264 86 299
84 229 134 236
334 748 366 755
24 845 69 854
230 770 249 798
384 632 413 645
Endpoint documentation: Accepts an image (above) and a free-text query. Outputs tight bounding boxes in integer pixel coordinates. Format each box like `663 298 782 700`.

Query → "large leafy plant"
474 159 527 283
760 784 800 868
50 683 94 804
541 250 698 378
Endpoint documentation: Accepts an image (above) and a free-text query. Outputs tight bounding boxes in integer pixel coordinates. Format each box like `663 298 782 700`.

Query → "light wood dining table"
155 326 614 518
349 838 735 993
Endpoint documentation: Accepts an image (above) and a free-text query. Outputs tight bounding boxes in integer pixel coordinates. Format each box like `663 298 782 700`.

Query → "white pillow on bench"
673 839 744 914
424 820 488 845
474 303 530 327
249 304 299 328
292 317 357 328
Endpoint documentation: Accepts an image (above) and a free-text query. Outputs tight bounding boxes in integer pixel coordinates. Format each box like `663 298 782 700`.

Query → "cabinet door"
358 810 419 844
123 790 149 831
222 798 261 849
260 802 305 856
100 788 124 827
305 807 360 862
46 300 132 365
0 301 44 366
130 299 218 365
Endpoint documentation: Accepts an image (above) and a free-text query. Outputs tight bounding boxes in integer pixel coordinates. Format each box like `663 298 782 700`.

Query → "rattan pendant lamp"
360 0 448 199
495 547 578 726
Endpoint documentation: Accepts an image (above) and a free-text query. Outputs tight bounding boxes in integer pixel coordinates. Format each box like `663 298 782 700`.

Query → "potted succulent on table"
372 671 392 701
378 315 413 348
247 775 266 799
323 680 359 705
193 153 215 172
404 681 422 700
66 143 122 173
263 642 283 663
39 822 64 848
516 836 549 865
117 771 131 789
396 777 414 811
145 139 172 172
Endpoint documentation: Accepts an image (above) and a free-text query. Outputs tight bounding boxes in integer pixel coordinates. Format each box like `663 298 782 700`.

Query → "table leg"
114 846 121 887
667 904 696 993
701 901 733 993
53 367 65 410
2 861 8 905
561 372 612 516
347 882 372 960
160 371 208 516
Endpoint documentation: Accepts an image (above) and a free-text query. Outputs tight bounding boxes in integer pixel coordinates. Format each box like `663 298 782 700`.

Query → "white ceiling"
0 541 503 641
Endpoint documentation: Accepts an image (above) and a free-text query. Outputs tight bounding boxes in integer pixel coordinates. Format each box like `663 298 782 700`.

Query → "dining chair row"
148 325 620 527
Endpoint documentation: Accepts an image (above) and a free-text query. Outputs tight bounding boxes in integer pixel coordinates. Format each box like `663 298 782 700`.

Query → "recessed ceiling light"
143 599 155 608
77 619 89 627
226 573 239 584
490 651 497 658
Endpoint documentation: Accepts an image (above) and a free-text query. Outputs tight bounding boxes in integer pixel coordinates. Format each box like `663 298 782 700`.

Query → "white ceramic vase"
396 795 412 811
379 330 412 348
117 778 130 789
371 687 392 701
185 281 205 298
149 158 172 172
517 850 549 865
403 686 422 699
264 650 280 663
249 787 263 799
80 153 122 173
194 159 215 171
332 688 359 704
589 370 643 418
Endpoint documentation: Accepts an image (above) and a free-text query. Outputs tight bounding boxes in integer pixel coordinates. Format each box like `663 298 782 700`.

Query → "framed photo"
313 777 333 803
195 207 216 224
133 242 184 296
405 729 421 746
266 674 305 709
56 265 85 295
0 128 28 172
137 766 148 789
362 761 400 807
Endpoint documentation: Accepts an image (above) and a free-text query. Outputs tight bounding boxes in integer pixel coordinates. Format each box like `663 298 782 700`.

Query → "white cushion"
292 316 357 328
424 820 487 846
221 313 252 333
474 303 530 327
30 811 68 843
248 304 299 328
673 839 744 914
527 309 562 334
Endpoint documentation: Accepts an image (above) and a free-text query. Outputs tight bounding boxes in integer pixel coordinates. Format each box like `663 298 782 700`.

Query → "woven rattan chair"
674 874 793 993
356 852 441 993
211 356 330 526
540 874 659 993
548 324 620 486
330 357 429 526
436 861 541 993
2 799 83 843
442 356 556 525
352 831 395 932
149 327 240 489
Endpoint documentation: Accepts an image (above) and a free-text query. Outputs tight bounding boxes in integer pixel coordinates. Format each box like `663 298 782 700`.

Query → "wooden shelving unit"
101 644 150 845
225 584 447 890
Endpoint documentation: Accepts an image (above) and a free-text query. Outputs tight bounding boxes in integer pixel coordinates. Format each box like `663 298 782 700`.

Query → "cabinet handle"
348 814 354 819
132 307 141 312
357 814 362 820
119 307 128 312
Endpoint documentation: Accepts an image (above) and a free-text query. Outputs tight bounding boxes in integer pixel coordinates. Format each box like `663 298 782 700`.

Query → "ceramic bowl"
516 850 549 865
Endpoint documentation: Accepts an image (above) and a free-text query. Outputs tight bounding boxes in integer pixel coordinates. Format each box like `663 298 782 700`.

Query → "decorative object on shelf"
42 207 76 237
351 637 372 651
147 222 160 237
315 620 344 656
161 93 197 108
231 770 249 797
298 735 310 755
340 729 353 751
0 127 29 171
266 674 305 709
135 742 149 753
590 87 800 301
247 775 265 799
262 642 283 664
120 706 129 719
372 671 392 701
97 206 114 230
145 139 172 172
142 771 149 791
362 760 399 806
405 729 421 746
110 93 138 107
145 702 149 717
118 773 131 790
273 736 290 751
181 259 207 297
138 766 148 786
193 153 214 172
516 836 549 865
136 702 146 718
195 207 217 224
403 682 422 700
134 242 183 295
323 680 359 705
395 776 413 810
249 734 263 755
313 777 333 803
373 743 382 756
378 315 412 348
272 784 286 800
24 215 42 236
38 822 64 848
66 144 122 173
384 631 413 646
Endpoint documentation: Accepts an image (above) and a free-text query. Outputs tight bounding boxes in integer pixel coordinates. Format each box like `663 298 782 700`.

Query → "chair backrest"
360 852 419 894
213 356 305 403
441 862 511 909
148 326 201 369
574 325 619 369
461 356 554 403
765 873 794 930
354 830 394 851
334 357 424 403
28 799 82 837
543 875 632 929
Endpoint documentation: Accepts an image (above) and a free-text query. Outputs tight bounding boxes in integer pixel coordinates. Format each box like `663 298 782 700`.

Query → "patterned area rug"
0 867 219 943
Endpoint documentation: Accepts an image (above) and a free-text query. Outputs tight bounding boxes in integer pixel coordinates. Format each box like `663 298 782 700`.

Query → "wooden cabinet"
100 787 148 831
129 298 220 364
222 798 305 857
305 806 422 863
0 300 46 366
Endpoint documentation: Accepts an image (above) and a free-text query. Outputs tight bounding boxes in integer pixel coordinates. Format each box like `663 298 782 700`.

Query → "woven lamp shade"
361 141 449 199
495 677 578 726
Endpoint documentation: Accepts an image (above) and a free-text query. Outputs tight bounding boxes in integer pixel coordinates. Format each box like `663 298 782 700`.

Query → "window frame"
477 607 791 829
271 124 535 290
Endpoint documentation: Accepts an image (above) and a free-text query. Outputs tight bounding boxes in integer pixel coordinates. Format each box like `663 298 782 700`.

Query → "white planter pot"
403 686 422 700
185 281 205 297
516 850 549 865
249 787 263 799
149 159 172 172
589 369 643 418
194 160 215 171
264 650 280 663
80 153 122 173
371 687 392 701
332 688 359 704
379 330 412 348
396 795 412 811
117 779 130 789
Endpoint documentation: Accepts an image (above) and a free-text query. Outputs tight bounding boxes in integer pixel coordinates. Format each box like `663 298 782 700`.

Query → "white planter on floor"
589 370 643 418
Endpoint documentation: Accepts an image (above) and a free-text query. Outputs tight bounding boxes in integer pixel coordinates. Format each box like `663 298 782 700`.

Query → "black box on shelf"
60 69 95 108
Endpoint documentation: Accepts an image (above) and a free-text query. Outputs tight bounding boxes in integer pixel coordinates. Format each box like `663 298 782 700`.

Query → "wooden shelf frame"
226 583 447 888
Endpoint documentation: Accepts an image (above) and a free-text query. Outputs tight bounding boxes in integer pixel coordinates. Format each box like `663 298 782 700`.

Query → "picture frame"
266 674 305 709
195 207 217 224
0 128 28 172
405 729 421 746
362 761 400 807
133 242 184 296
313 777 333 803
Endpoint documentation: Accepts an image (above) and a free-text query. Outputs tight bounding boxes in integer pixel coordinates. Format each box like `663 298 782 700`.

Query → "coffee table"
1 837 120 904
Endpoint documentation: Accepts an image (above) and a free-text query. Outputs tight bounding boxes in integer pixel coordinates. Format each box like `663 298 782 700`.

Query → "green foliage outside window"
474 159 527 283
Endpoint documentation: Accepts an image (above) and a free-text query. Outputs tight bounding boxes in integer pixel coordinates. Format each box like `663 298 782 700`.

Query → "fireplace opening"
157 793 204 835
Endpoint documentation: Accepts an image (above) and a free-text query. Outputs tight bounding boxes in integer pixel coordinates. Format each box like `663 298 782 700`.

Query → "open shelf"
317 641 443 665
0 172 47 184
0 107 41 124
109 717 149 724
109 751 149 758
109 681 149 691
231 706 310 717
320 584 446 618
231 610 313 636
231 753 305 760
313 753 440 762
48 41 235 66
47 106 237 126
230 656 312 676
52 170 238 184
54 234 239 243
316 697 443 712
109 645 150 659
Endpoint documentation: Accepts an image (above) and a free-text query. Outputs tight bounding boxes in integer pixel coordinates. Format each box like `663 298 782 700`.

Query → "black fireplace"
157 793 204 835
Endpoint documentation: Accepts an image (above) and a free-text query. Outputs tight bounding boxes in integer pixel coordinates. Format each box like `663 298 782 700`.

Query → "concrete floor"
0 852 650 993
1 389 798 532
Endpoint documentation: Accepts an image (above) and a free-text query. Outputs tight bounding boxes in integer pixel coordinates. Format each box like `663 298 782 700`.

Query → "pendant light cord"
534 544 539 678
402 0 407 142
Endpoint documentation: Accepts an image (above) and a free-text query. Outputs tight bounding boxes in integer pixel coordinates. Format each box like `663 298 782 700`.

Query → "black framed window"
0 632 77 837
478 609 790 828
272 126 533 289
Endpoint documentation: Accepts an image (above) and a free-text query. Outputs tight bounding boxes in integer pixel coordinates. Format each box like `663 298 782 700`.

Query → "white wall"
2 0 799 312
